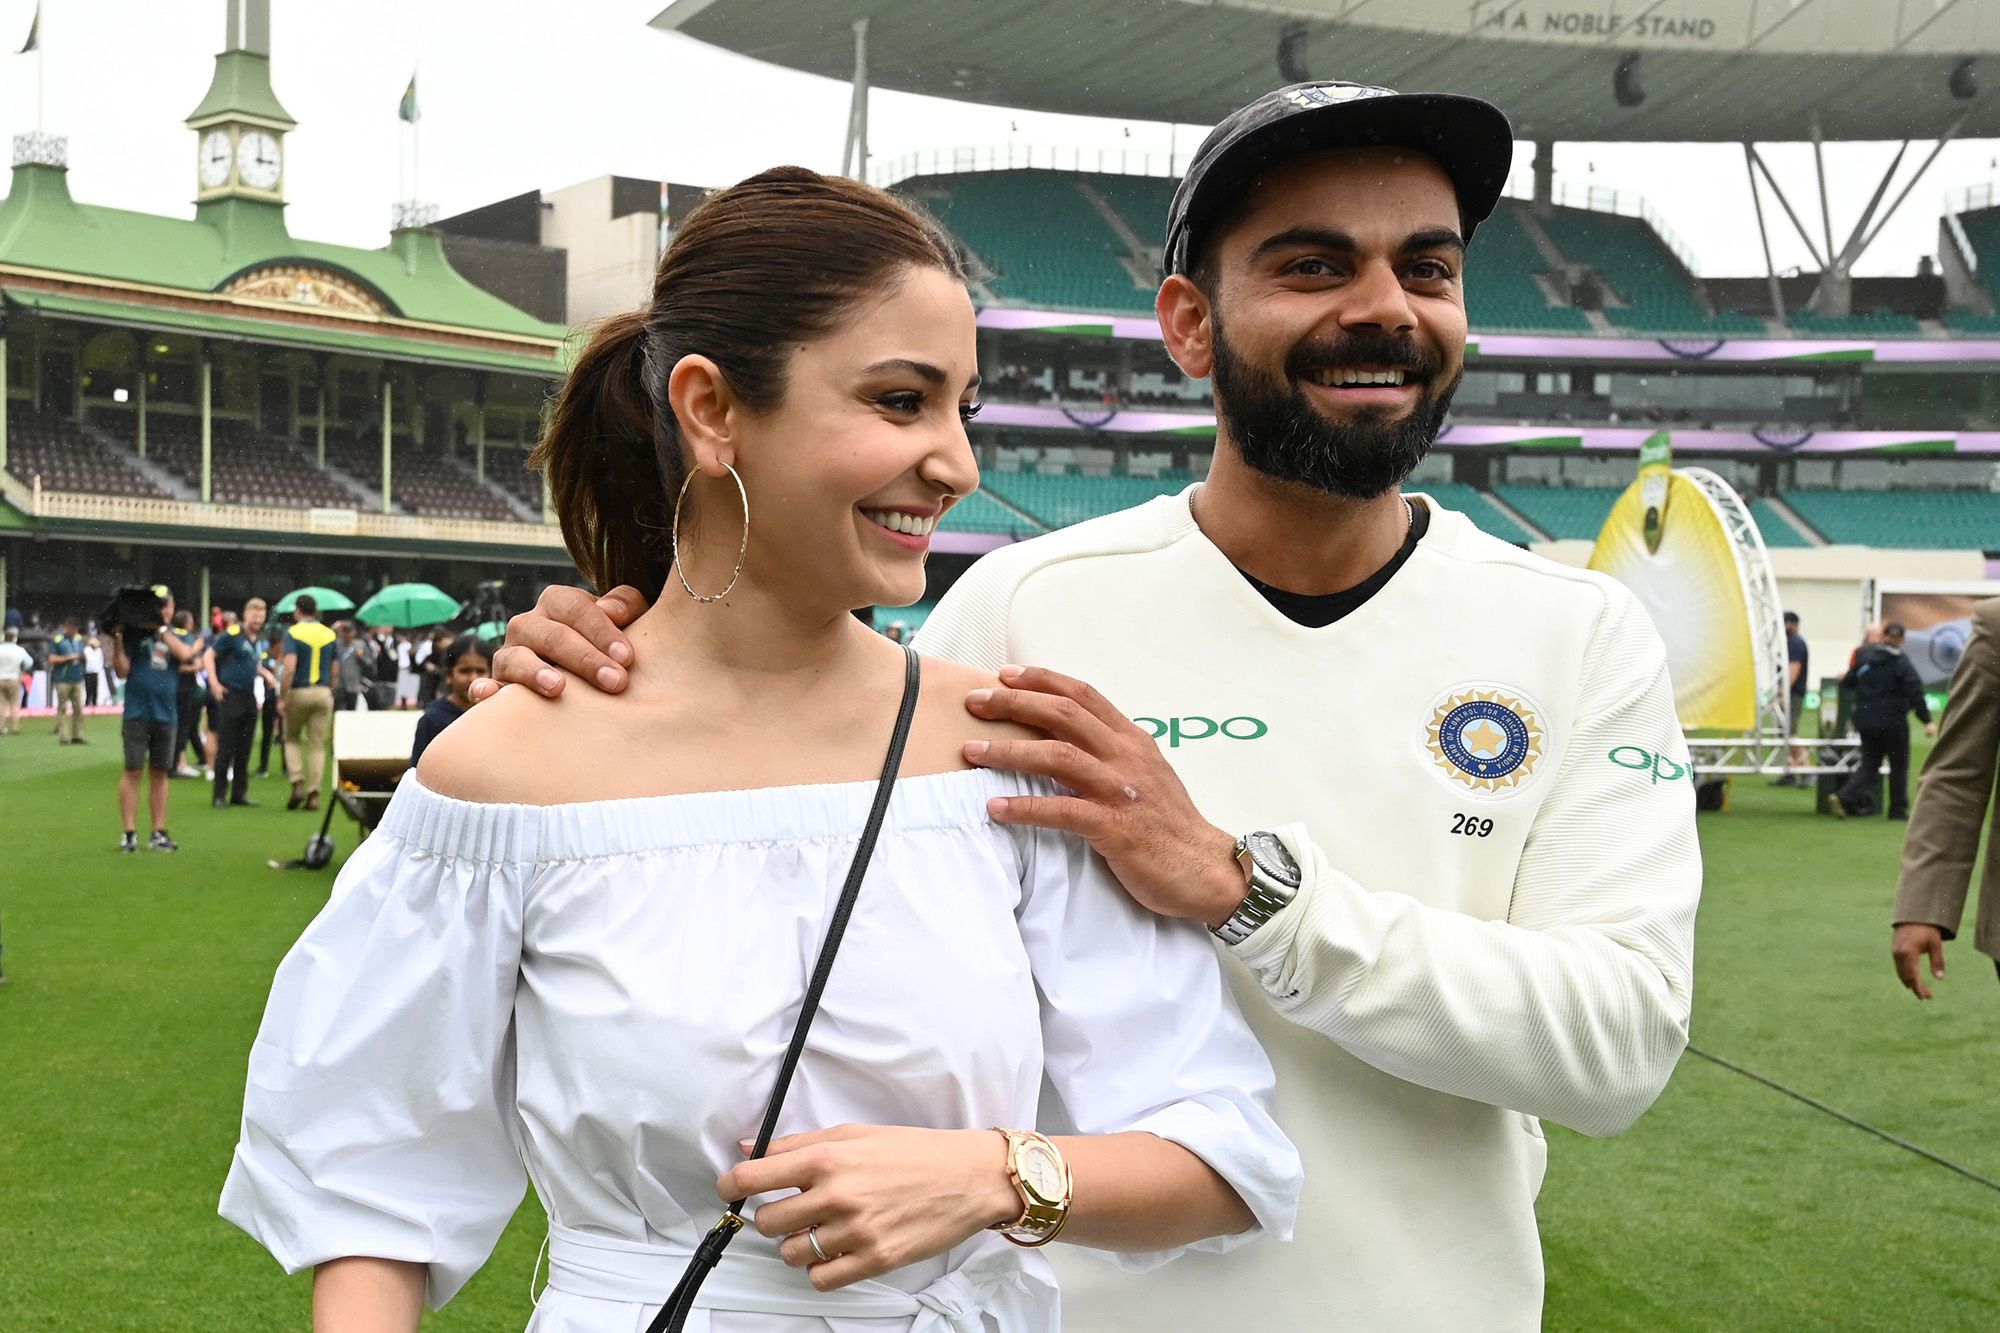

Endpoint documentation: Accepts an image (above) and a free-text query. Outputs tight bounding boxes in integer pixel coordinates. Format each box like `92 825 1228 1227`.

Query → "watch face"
236 131 282 190
1245 831 1300 884
1020 1143 1063 1200
199 130 233 188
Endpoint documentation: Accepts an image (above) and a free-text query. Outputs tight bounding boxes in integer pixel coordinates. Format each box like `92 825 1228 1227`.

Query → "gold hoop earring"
671 462 750 603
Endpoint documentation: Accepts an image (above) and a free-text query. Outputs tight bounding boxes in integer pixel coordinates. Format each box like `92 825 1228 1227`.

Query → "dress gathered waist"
543 1223 1057 1332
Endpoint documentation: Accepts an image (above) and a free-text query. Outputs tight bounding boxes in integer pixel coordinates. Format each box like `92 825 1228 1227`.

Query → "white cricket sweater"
914 488 1700 1332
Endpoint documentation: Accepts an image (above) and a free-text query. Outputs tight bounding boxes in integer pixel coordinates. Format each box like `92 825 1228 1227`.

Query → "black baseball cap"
1164 81 1515 278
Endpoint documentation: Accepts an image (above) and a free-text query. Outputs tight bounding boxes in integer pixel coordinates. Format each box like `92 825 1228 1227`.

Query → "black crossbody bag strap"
647 646 922 1333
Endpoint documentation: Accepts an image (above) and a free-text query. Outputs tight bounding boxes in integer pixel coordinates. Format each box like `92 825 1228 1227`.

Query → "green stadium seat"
1464 205 1592 333
1785 309 1923 337
1539 207 1758 338
915 171 1153 313
1086 174 1176 249
1748 498 1812 548
941 487 1046 537
1780 489 2000 549
983 470 1197 529
1413 483 1536 544
1945 209 2000 332
1490 485 1622 540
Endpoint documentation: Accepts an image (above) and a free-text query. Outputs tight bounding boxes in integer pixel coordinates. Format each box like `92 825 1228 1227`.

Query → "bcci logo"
1284 83 1393 108
1423 686 1547 796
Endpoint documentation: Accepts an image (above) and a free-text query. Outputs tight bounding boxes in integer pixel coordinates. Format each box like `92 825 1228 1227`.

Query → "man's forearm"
1232 832 1696 1136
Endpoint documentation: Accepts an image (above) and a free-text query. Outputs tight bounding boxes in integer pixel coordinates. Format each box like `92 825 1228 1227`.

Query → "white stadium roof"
652 0 2000 142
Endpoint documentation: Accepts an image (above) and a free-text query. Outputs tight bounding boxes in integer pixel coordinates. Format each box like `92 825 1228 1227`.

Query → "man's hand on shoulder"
471 584 649 704
961 664 1248 929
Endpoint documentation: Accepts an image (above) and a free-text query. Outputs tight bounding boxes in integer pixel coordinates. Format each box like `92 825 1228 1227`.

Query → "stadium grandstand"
10 0 2000 679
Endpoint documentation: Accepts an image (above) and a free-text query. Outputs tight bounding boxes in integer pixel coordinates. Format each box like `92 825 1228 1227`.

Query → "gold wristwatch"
989 1128 1072 1247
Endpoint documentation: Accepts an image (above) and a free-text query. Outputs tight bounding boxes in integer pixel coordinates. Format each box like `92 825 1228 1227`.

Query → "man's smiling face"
1191 146 1468 500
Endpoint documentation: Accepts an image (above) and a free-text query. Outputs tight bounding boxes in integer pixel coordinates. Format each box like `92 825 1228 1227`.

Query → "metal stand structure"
1740 107 1971 317
1677 467 1862 777
841 17 870 180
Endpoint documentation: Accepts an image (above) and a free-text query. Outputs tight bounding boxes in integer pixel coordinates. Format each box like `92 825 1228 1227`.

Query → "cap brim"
1168 92 1514 276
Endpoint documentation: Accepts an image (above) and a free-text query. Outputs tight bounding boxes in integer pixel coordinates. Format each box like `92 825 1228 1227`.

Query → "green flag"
398 72 419 124
17 3 38 53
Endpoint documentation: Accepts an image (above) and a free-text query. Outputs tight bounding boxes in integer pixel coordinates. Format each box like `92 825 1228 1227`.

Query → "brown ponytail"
532 166 963 595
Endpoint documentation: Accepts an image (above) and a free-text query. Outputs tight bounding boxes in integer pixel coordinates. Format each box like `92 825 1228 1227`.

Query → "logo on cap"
1283 82 1394 109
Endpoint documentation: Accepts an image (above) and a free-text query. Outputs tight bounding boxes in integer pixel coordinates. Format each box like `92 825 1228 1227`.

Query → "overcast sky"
7 0 2000 282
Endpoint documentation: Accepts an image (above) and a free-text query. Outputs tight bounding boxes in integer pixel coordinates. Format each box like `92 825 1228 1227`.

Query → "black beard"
1209 316 1460 501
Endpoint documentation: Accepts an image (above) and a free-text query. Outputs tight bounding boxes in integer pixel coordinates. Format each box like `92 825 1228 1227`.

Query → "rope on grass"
1688 1044 2000 1194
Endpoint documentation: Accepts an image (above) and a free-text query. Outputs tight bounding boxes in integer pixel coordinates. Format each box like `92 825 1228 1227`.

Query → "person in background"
364 623 399 711
110 587 199 852
83 631 105 708
169 610 209 780
206 597 276 809
49 619 86 745
278 595 339 812
1832 620 1936 820
255 630 283 778
415 627 454 706
330 621 369 712
393 629 420 707
1891 596 2000 998
0 626 30 734
409 635 491 766
1774 610 1810 786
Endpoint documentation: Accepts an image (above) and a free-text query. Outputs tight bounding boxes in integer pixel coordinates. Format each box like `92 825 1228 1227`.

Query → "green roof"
186 51 295 128
4 289 565 377
0 163 565 345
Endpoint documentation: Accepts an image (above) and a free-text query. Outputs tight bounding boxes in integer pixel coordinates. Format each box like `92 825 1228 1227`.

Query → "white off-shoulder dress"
219 767 1300 1332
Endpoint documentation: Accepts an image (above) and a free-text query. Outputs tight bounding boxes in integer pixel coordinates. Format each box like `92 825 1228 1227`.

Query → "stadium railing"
0 470 563 551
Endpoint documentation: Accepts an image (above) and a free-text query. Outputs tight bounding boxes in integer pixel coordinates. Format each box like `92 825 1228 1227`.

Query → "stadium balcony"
1537 207 1761 338
1085 174 1175 250
320 431 522 520
1781 488 2000 549
1463 205 1590 334
1 410 169 498
120 415 360 510
1490 484 1622 540
487 447 545 512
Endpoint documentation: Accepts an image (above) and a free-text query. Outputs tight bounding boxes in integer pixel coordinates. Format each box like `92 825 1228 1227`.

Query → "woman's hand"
716 1124 1018 1291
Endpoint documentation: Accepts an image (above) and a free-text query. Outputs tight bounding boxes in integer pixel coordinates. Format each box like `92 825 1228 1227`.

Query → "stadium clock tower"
186 0 295 212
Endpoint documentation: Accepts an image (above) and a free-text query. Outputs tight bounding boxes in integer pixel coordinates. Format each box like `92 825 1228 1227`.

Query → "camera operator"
107 586 199 852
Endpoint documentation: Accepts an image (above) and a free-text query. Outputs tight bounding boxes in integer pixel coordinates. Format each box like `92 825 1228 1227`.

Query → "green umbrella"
473 620 508 641
356 582 462 630
273 585 355 615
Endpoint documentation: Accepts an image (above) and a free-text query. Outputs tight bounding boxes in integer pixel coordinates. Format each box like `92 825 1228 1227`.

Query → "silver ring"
806 1226 831 1264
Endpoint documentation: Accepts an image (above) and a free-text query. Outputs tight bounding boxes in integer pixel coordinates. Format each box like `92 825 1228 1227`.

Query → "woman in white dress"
220 167 1299 1332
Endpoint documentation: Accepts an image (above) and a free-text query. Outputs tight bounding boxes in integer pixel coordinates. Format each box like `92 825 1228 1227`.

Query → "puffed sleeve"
1004 807 1302 1271
218 787 530 1309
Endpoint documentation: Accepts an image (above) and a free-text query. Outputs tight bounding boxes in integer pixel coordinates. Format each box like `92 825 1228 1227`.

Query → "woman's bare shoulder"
910 654 1043 760
414 680 598 804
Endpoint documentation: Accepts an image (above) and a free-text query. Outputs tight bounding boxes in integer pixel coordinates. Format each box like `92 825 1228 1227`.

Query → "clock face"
236 131 282 191
199 130 233 188
1021 1143 1062 1199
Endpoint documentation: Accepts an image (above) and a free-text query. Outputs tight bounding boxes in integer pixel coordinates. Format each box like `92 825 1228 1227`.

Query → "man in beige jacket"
1892 596 2000 996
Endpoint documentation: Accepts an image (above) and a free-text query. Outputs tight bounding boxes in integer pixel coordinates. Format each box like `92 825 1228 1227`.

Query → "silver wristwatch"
1213 832 1302 946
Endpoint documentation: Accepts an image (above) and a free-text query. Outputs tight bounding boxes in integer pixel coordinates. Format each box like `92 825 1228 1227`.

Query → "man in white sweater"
488 82 1699 1331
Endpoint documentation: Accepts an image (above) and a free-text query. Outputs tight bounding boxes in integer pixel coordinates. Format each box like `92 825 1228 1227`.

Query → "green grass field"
3 716 1997 1330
